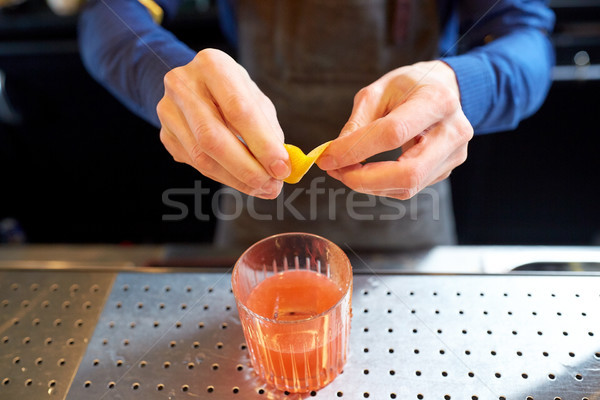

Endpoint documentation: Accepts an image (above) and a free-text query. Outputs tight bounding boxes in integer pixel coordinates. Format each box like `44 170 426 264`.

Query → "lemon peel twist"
283 141 331 184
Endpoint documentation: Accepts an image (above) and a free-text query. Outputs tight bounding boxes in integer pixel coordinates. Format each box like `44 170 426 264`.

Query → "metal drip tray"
1 267 599 399
62 272 599 400
0 270 116 399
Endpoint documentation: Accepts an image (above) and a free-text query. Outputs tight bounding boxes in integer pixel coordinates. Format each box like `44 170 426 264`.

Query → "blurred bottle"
0 0 27 10
46 0 84 16
0 218 26 244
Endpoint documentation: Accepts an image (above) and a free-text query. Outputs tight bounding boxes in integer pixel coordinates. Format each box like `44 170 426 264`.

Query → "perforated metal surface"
67 272 600 400
0 270 115 399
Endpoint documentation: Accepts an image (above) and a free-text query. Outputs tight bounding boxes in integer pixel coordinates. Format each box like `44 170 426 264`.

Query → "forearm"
77 0 195 127
441 1 555 134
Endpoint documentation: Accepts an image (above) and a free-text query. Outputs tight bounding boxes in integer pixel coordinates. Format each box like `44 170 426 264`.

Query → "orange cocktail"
232 233 352 393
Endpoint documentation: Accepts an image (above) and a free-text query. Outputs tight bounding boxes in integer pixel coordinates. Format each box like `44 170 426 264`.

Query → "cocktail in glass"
232 233 353 393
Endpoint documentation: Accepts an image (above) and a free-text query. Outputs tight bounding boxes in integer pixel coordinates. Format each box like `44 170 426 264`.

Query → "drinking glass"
232 232 353 393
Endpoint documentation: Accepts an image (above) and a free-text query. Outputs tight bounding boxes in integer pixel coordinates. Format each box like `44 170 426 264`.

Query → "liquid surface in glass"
244 269 346 391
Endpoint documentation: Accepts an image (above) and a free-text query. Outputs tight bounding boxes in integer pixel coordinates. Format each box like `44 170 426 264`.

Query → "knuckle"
159 131 186 164
194 48 224 68
159 129 170 146
189 144 211 169
438 86 460 112
382 118 410 149
156 98 168 118
342 120 361 135
420 85 458 117
448 116 474 149
457 117 474 141
354 85 384 108
189 119 217 147
223 93 252 123
163 68 183 91
404 165 426 192
195 130 221 156
237 168 266 189
394 187 417 201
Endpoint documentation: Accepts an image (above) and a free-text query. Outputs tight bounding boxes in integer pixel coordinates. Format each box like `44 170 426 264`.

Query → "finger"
196 154 283 199
319 85 458 170
196 50 290 179
430 171 452 186
338 85 387 138
159 126 190 165
163 86 278 192
160 122 282 199
332 116 469 197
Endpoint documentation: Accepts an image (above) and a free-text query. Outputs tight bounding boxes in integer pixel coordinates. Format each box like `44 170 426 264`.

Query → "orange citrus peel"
283 141 331 184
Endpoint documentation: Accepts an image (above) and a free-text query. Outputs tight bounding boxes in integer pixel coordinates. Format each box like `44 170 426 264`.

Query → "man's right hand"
157 48 290 199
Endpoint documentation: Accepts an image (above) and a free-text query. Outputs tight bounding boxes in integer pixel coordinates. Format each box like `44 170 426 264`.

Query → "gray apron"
214 0 456 252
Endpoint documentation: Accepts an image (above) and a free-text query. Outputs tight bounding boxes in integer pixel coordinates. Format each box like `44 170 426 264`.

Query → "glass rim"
232 232 353 325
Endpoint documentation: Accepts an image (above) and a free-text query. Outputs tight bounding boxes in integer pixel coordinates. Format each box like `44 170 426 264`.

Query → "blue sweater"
78 0 555 134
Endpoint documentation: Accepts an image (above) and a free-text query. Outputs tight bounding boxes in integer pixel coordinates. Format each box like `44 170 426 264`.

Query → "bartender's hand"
157 48 291 199
317 60 473 200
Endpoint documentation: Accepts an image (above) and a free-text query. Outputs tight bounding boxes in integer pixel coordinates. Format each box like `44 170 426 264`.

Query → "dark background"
1 0 599 246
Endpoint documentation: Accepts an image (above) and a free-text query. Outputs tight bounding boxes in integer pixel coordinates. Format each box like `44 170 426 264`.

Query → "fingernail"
260 179 280 197
318 155 337 170
269 159 290 180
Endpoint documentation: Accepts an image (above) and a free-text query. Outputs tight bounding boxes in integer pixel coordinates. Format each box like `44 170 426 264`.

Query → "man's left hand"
317 60 473 200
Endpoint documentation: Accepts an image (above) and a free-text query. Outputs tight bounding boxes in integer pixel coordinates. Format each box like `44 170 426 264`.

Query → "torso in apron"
214 0 456 252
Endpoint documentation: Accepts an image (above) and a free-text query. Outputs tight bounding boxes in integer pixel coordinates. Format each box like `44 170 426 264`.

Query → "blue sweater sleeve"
78 0 195 127
440 0 555 134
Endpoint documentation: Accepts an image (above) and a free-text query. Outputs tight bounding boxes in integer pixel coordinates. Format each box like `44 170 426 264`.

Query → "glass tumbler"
232 232 353 393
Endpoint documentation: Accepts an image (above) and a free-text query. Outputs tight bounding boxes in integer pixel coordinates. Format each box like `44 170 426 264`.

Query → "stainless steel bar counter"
1 245 599 400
